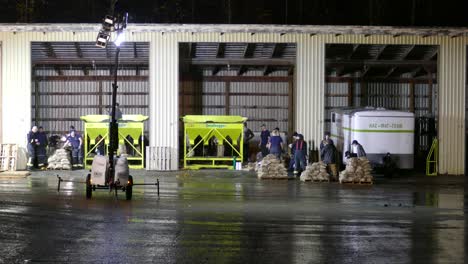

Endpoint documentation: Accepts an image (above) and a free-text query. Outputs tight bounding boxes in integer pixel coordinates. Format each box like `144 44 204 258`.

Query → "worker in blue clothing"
36 126 48 169
293 134 307 175
259 124 270 158
268 128 283 159
27 126 40 170
65 130 83 168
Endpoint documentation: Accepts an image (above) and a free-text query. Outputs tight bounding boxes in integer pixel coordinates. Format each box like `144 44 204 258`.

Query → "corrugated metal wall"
31 74 149 135
182 70 290 131
0 28 466 173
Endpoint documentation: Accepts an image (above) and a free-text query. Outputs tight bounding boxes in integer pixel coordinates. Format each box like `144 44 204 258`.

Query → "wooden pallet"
47 167 72 171
312 179 330 183
340 180 373 185
259 176 292 180
0 144 18 171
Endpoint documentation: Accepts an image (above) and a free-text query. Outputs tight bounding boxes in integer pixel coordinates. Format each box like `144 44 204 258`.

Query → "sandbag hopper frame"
183 115 247 170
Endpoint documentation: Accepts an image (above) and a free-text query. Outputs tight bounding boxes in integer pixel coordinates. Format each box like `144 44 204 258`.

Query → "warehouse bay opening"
31 42 150 168
179 42 296 168
325 44 438 171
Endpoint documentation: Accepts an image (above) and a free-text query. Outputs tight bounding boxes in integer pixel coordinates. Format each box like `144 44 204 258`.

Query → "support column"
295 36 324 150
1 37 31 148
149 34 179 170
438 40 466 175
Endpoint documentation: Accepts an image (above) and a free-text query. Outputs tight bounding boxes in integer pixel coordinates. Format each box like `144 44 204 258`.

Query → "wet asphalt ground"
0 170 466 264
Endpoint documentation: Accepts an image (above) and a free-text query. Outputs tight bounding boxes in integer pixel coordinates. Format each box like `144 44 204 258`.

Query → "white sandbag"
91 155 108 185
115 156 130 186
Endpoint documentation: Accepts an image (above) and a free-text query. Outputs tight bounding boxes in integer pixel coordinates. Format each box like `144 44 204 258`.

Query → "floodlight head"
96 30 110 48
114 31 125 47
102 15 115 31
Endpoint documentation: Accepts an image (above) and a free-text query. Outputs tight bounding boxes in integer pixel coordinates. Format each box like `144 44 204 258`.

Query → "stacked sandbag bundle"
339 157 373 183
257 154 288 179
46 149 72 170
300 162 329 182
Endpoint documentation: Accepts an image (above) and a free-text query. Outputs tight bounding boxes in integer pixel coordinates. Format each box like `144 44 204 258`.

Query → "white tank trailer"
330 107 415 169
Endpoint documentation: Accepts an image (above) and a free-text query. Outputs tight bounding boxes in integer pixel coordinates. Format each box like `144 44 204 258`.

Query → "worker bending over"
351 140 366 157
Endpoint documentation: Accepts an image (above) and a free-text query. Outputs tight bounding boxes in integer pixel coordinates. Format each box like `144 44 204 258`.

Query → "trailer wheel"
86 174 92 199
126 175 133 200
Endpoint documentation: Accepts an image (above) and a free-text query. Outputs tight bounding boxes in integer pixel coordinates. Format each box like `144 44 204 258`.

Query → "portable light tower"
95 1 129 190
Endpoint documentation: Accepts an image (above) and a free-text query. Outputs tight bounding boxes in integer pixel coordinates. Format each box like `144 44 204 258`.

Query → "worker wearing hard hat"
351 140 366 157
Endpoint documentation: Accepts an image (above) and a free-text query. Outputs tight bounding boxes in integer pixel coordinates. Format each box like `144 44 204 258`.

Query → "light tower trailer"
331 108 415 169
56 155 160 200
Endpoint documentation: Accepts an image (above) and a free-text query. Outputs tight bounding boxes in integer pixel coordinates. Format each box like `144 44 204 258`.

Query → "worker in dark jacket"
36 126 48 169
288 131 298 171
293 134 307 175
243 122 255 162
65 130 83 168
320 132 334 151
27 126 40 170
259 124 270 158
351 140 366 157
321 140 338 180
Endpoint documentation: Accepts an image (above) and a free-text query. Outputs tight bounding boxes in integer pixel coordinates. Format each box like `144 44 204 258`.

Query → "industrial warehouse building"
0 24 466 174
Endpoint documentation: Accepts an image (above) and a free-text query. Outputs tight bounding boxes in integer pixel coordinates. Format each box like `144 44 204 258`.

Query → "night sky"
1 0 468 27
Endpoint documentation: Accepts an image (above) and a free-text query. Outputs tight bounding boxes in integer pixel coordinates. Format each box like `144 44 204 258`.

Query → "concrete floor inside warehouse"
0 169 466 264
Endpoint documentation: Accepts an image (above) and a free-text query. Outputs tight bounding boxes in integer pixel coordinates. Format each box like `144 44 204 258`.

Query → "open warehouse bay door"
179 42 296 163
325 44 438 170
31 42 150 162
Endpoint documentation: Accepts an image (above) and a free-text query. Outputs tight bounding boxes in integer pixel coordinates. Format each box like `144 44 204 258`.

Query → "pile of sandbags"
257 154 288 179
47 149 72 170
300 161 329 182
339 157 373 183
